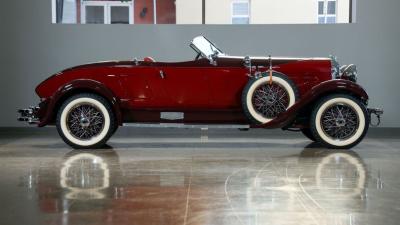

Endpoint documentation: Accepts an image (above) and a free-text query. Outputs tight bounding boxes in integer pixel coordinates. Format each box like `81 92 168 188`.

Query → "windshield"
190 36 224 59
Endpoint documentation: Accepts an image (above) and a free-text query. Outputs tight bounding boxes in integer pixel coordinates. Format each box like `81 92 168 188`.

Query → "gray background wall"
1 0 399 127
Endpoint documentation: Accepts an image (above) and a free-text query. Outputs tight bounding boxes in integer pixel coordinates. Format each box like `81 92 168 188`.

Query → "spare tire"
241 72 299 124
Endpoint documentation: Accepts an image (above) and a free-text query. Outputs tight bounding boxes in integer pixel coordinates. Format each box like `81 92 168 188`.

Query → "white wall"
178 0 351 24
252 0 316 24
205 0 231 24
337 0 350 23
176 0 203 24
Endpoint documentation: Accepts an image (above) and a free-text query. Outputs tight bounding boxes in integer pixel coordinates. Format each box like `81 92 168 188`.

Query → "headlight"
340 64 357 82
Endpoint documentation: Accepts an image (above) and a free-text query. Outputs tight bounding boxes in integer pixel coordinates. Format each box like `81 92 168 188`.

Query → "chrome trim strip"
123 123 250 129
218 56 330 61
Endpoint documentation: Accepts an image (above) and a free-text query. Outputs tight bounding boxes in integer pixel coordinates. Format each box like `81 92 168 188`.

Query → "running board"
122 123 250 129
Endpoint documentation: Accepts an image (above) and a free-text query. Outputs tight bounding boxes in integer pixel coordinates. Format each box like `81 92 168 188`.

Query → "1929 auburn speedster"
18 36 383 149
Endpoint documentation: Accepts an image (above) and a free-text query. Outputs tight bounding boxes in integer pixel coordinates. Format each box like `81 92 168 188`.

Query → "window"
318 0 337 24
232 0 250 24
85 5 105 24
81 1 133 24
110 6 131 24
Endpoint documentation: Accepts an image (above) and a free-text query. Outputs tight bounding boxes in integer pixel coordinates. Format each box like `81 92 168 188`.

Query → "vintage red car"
18 36 382 149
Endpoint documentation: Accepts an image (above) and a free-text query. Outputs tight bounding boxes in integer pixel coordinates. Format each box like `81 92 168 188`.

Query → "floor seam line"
183 162 193 225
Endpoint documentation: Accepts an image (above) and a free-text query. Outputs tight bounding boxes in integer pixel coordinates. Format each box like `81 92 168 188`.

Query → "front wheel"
56 93 116 149
310 94 369 149
301 128 316 142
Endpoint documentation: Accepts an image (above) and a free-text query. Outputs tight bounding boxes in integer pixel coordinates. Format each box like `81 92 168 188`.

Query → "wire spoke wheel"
320 103 359 141
67 104 105 140
242 73 298 124
252 82 290 119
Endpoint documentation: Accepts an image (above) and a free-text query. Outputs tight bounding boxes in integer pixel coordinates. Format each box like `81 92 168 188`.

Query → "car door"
119 65 169 109
156 60 210 109
205 65 249 109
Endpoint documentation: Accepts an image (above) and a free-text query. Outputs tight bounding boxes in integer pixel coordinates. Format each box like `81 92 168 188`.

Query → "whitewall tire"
310 94 369 149
56 93 116 149
301 128 317 142
242 72 298 124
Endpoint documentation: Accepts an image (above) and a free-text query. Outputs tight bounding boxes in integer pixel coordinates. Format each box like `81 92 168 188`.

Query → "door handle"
159 70 165 79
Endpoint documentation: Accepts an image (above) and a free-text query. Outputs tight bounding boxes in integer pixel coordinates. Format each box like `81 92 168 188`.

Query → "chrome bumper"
18 106 40 124
368 107 383 126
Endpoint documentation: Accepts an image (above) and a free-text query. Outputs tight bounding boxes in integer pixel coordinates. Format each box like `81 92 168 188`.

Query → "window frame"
318 0 337 24
231 0 250 24
81 1 134 24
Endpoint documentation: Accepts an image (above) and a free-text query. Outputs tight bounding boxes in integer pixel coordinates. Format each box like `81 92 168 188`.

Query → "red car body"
33 56 367 128
18 36 383 149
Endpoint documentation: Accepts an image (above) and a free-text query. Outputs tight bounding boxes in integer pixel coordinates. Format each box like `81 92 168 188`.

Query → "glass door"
109 4 133 24
82 1 133 24
85 5 105 24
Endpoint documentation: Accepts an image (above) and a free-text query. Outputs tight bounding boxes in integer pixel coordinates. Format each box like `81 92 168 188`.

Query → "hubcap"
67 104 105 140
335 118 346 127
80 117 90 128
321 103 359 140
252 82 290 119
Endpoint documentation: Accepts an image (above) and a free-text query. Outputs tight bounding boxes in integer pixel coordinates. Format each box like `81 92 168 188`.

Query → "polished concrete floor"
0 127 400 225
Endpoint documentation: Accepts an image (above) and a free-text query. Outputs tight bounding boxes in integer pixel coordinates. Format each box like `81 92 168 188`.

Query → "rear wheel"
56 93 116 149
310 94 369 149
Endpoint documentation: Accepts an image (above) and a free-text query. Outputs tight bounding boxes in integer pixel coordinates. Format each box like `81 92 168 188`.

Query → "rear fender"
39 79 122 127
254 79 369 128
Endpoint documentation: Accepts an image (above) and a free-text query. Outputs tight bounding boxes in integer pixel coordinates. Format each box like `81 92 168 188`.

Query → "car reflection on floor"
242 147 367 225
34 144 367 225
60 152 111 200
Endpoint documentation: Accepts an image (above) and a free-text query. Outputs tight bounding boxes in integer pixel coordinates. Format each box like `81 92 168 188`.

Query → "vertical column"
350 0 357 23
76 0 81 24
153 0 157 24
202 0 205 24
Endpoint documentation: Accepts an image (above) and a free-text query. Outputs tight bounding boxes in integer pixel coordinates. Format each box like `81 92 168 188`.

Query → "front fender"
38 79 122 127
254 79 369 128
